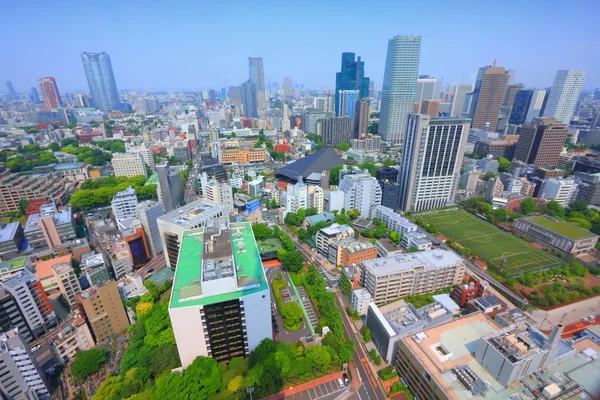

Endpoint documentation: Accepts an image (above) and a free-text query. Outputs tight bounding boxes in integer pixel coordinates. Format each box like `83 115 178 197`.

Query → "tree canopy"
71 348 107 379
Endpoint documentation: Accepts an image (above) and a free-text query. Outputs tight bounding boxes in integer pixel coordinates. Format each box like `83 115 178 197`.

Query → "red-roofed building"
26 199 48 216
451 275 485 307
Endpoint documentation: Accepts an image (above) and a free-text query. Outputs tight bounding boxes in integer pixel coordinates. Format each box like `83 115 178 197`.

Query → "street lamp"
247 387 254 400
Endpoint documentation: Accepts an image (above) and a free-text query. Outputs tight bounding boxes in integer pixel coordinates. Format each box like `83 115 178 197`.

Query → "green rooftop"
169 222 268 309
145 173 159 185
529 216 595 239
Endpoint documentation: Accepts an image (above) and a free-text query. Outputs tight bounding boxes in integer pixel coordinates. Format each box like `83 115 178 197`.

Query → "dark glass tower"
509 90 534 125
335 52 370 116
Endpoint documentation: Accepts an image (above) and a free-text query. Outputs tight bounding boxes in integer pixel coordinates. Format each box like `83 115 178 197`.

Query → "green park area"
420 210 562 276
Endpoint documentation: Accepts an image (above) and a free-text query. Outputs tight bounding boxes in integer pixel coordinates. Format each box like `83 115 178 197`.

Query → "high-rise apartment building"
415 77 442 112
203 176 234 212
0 270 57 339
339 173 382 218
335 52 370 116
0 288 32 342
111 187 139 223
169 222 272 367
0 329 50 398
543 69 587 125
301 108 331 134
360 250 465 305
283 77 292 97
513 117 568 168
468 65 509 131
156 162 184 213
354 98 370 138
137 200 165 257
81 52 120 111
398 114 469 211
38 77 63 109
157 200 228 270
51 261 81 307
111 152 148 178
378 35 422 145
77 280 129 344
320 116 353 147
313 96 335 113
338 90 360 119
248 57 265 112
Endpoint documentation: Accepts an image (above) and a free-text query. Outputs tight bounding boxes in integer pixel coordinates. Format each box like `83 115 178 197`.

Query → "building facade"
468 66 509 131
38 76 63 109
335 52 370 116
320 116 353 147
81 52 120 111
513 117 568 168
543 69 587 125
112 152 148 178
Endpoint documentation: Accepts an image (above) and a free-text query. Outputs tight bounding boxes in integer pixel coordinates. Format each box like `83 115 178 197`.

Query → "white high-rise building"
282 182 309 214
398 114 469 211
309 186 324 213
204 176 234 212
415 77 442 112
138 200 165 257
543 69 587 125
339 173 382 218
111 152 148 178
541 178 580 206
450 84 474 118
378 35 422 145
525 89 548 123
313 96 335 113
111 187 139 223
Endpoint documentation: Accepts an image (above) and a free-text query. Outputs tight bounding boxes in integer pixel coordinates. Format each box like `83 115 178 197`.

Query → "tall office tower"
169 222 272 367
421 99 440 117
283 103 289 120
378 35 422 145
283 77 292 97
468 65 509 131
450 84 474 117
320 116 353 147
369 80 375 97
77 281 129 344
156 162 184 213
111 152 148 178
81 52 121 111
77 93 89 107
229 86 242 115
313 96 335 113
543 69 587 125
339 173 382 218
513 117 568 168
354 98 370 138
501 83 524 117
111 187 139 223
29 87 40 103
204 176 234 212
5 81 17 99
509 89 548 125
0 270 57 339
0 289 32 342
338 90 360 119
248 57 265 113
0 329 50 398
138 200 165 257
240 80 257 118
38 77 63 109
398 114 469 211
415 77 442 112
335 52 370 116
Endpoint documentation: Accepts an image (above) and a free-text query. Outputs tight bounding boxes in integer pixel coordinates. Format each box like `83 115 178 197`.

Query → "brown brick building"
470 66 509 131
340 242 378 267
513 118 568 168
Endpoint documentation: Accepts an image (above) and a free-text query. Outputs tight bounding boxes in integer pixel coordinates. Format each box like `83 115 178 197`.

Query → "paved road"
138 255 167 279
284 378 351 400
281 228 385 400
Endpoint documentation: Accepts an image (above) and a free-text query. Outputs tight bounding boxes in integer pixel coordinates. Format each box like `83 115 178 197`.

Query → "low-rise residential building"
514 215 599 255
23 203 75 250
51 314 95 364
360 250 466 305
0 222 25 259
315 223 354 257
401 231 432 251
117 273 148 300
450 275 485 307
111 152 148 178
340 241 378 268
541 178 580 206
375 238 403 258
0 170 76 213
351 288 372 316
372 205 417 235
247 177 264 197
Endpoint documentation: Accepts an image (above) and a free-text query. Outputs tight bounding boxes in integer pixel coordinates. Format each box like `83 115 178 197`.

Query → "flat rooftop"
158 199 224 228
527 216 597 240
169 222 268 309
362 250 462 276
0 222 20 243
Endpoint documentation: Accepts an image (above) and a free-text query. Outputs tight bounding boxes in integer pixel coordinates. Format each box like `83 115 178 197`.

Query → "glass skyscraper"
378 35 422 146
335 52 370 116
81 52 121 111
543 69 587 125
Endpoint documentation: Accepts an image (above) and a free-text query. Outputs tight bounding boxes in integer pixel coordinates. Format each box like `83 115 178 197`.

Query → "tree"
252 223 273 240
519 198 537 215
569 200 588 213
18 199 29 216
306 346 331 373
337 142 350 151
277 249 304 273
296 208 305 222
347 209 360 220
284 212 299 226
389 231 401 245
498 157 511 172
329 165 343 186
71 348 107 379
360 325 371 342
281 302 303 330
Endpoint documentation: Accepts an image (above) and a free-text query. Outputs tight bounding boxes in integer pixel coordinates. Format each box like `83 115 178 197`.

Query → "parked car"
274 324 279 333
343 373 349 385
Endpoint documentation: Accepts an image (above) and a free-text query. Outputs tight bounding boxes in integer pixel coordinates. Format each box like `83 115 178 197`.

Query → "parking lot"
285 378 350 400
296 286 319 331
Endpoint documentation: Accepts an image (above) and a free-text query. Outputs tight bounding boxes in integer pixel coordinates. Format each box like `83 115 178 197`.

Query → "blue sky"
2 0 599 93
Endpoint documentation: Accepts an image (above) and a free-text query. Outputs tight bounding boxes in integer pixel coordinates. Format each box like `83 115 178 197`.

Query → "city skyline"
2 0 598 92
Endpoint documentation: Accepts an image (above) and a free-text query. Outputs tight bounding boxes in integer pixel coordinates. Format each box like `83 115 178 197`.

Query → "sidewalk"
261 371 344 400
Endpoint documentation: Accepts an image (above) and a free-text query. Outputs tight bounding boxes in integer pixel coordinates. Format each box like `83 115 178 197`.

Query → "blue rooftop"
53 163 84 170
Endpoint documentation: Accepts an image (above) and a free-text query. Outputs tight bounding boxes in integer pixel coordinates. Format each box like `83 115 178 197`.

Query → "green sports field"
420 210 563 276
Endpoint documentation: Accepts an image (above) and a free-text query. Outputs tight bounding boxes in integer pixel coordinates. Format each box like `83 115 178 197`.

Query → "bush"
379 365 397 380
374 355 381 366
360 325 371 342
71 348 107 379
281 302 303 331
369 349 376 360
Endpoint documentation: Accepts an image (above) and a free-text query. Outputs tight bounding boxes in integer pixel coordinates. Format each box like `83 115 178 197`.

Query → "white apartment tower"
398 114 469 211
415 77 442 112
378 35 422 145
111 187 139 223
204 177 234 212
450 84 474 118
339 173 382 218
543 69 587 125
138 200 165 257
111 152 148 178
309 186 324 214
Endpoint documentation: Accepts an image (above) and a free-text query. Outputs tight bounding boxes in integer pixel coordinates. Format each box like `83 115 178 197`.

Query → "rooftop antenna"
493 59 497 67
